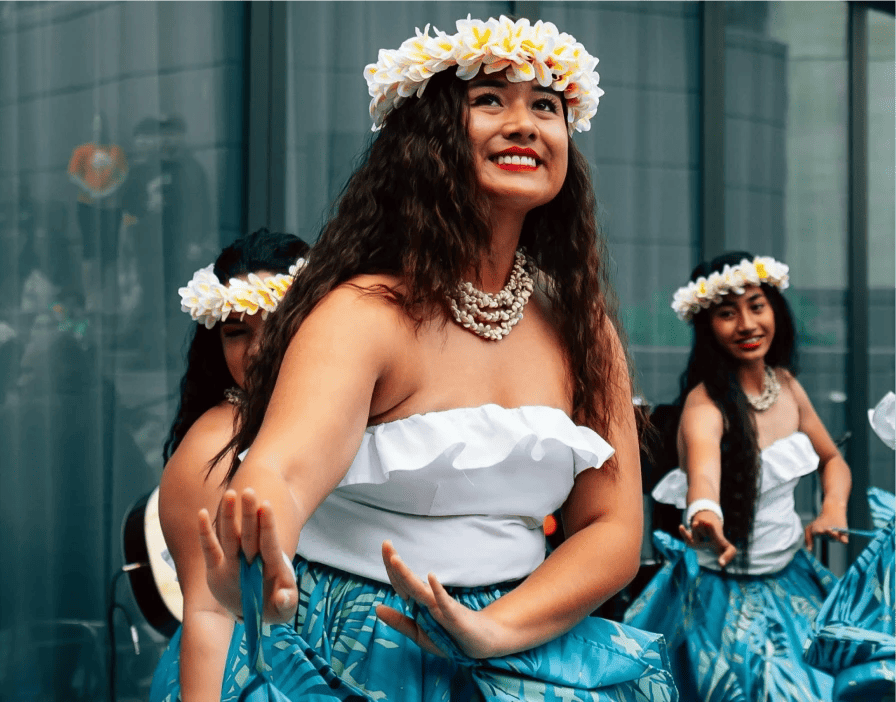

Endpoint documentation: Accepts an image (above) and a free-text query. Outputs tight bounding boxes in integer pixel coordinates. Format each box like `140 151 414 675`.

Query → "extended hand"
805 510 849 550
199 488 298 623
679 512 737 567
376 541 505 660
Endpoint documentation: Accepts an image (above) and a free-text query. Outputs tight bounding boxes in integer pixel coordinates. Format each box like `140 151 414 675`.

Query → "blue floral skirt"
804 488 895 701
624 532 836 702
151 557 679 702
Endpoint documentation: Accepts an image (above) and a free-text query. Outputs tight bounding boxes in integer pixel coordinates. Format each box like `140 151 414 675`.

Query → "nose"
248 334 262 360
501 99 538 142
736 310 757 335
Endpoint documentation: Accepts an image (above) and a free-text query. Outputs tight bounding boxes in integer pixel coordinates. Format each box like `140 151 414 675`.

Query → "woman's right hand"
679 511 737 567
199 488 299 623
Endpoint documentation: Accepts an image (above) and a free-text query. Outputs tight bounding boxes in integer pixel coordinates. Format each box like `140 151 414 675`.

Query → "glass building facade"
0 2 892 698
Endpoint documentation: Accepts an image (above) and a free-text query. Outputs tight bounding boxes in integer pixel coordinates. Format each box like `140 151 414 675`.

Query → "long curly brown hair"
222 69 633 482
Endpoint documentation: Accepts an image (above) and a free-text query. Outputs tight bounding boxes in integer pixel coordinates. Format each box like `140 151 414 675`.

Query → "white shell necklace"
746 365 781 412
448 250 535 341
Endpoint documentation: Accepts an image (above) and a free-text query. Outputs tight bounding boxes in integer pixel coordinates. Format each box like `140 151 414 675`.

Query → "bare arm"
379 322 646 658
158 405 237 702
786 373 852 547
675 386 737 566
201 283 402 622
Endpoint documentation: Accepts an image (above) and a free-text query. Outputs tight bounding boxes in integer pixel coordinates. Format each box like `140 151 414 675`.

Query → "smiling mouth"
738 337 763 349
492 154 538 171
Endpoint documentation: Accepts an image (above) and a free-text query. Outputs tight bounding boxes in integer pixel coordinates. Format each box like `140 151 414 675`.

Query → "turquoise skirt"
151 557 678 701
804 488 895 701
625 532 836 702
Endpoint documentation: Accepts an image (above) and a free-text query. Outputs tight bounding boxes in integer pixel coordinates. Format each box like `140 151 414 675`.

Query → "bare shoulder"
680 384 724 437
159 402 236 527
302 274 413 343
778 367 809 403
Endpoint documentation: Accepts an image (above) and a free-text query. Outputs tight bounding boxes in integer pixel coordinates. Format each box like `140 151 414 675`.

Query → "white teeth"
495 154 537 167
741 337 761 344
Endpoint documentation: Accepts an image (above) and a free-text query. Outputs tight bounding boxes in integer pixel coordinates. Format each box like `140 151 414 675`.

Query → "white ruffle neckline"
652 431 819 509
338 403 614 492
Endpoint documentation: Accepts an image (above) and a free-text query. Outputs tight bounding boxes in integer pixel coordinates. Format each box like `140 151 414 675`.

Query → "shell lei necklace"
746 365 781 412
448 250 535 341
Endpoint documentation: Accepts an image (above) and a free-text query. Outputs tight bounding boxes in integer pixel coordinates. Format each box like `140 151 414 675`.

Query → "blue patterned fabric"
803 488 895 701
152 556 679 701
624 531 837 702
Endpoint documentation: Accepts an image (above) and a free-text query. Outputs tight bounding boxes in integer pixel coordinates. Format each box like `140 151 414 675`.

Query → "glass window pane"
0 3 247 698
867 7 895 493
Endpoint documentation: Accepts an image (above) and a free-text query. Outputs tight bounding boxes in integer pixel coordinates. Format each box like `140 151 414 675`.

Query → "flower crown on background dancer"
178 257 307 329
671 255 790 322
364 15 604 134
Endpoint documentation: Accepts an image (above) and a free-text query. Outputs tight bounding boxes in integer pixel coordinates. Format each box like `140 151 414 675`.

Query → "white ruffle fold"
650 431 820 575
652 431 819 509
334 404 614 519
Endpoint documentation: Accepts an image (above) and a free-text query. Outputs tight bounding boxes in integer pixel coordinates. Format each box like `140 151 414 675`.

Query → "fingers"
257 501 296 616
717 541 737 567
382 541 432 606
198 508 224 569
678 524 695 547
805 524 814 551
376 605 445 658
240 489 259 562
219 490 242 559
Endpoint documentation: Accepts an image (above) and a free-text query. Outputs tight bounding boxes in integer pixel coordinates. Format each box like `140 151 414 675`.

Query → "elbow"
617 547 641 589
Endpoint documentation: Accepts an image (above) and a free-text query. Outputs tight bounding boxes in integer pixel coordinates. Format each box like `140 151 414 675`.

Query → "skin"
158 274 274 702
677 285 851 566
199 71 644 660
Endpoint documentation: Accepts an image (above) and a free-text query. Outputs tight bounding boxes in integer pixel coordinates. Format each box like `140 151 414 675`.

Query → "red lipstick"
493 146 539 172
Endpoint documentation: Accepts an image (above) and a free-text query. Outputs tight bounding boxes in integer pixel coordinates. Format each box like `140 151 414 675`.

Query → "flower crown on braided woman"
671 256 790 322
178 258 307 329
364 15 604 134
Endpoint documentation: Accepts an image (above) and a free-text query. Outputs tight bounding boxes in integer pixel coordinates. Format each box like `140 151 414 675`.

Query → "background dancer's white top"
652 432 819 575
293 404 614 586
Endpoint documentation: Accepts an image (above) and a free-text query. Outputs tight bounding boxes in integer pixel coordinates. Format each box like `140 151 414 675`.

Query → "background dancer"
151 229 308 702
626 250 852 701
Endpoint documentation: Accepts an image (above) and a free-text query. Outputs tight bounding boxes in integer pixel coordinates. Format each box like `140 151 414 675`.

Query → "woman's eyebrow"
469 78 557 96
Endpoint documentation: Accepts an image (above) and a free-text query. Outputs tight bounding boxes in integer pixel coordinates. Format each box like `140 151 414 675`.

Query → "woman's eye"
222 328 247 339
471 92 501 107
534 97 560 113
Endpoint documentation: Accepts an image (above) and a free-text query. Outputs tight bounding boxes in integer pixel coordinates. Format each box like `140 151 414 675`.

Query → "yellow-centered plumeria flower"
364 15 604 134
670 256 790 322
178 258 307 329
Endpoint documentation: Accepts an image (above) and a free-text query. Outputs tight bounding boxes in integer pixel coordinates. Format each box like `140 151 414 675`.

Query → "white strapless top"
296 404 614 586
652 431 819 574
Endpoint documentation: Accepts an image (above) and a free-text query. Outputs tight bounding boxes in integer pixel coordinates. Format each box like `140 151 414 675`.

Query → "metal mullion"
246 1 287 235
700 2 726 264
846 1 871 559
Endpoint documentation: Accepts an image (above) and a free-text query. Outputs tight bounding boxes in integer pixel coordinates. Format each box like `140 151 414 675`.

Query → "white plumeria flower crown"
178 258 307 329
364 15 604 134
671 256 790 322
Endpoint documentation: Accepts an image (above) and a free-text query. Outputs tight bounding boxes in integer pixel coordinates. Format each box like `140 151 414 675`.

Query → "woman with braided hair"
166 14 678 702
151 228 309 702
625 250 853 701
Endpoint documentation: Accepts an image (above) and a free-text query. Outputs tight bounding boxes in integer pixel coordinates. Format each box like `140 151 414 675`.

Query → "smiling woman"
626 250 853 701
149 14 679 702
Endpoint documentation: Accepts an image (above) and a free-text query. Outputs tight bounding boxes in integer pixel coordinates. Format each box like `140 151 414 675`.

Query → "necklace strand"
746 366 780 412
448 251 534 341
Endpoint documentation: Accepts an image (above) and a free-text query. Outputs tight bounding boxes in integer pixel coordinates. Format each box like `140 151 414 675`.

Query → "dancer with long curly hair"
182 16 678 701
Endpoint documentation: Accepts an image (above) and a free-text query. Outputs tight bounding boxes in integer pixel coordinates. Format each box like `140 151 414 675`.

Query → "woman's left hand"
804 510 849 549
375 541 506 660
